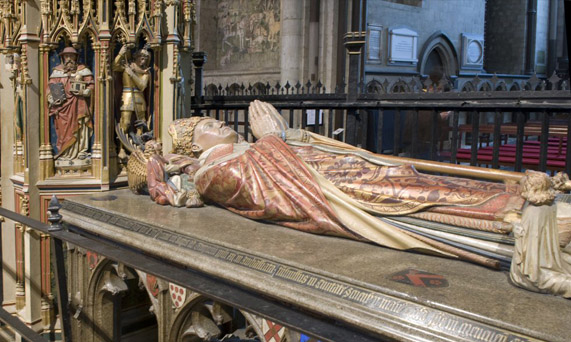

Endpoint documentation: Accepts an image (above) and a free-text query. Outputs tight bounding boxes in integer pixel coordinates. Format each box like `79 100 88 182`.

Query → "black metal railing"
0 196 70 342
191 72 571 175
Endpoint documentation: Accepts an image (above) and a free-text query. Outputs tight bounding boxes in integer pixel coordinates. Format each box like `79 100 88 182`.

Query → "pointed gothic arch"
418 31 459 79
85 259 157 342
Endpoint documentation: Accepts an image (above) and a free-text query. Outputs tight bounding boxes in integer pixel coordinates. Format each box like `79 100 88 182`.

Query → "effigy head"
169 117 208 156
520 170 556 206
169 117 238 157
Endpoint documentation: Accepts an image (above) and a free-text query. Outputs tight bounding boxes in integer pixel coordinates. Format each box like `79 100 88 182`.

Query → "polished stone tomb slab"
62 190 571 342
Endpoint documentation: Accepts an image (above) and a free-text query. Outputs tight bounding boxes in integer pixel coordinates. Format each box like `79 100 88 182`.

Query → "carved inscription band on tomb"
62 201 537 342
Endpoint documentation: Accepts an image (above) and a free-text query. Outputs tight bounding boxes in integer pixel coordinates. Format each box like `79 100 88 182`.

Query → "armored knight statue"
47 47 95 165
127 100 571 298
113 45 151 138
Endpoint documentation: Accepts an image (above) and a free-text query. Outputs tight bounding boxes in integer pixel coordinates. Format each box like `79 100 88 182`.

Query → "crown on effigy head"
168 116 210 156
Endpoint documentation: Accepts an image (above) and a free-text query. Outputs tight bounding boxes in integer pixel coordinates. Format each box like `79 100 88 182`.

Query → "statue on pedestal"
113 45 151 142
47 46 94 170
8 52 25 173
126 100 571 298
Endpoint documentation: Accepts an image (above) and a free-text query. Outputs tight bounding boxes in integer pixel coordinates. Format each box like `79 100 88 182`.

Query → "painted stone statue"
127 100 571 298
8 53 23 143
8 52 25 173
47 47 94 166
113 45 151 137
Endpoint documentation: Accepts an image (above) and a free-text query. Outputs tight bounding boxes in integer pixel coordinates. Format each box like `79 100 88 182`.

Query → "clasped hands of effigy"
126 100 571 298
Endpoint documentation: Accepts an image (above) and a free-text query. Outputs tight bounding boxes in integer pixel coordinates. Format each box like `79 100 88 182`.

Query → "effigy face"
168 116 241 157
192 118 239 153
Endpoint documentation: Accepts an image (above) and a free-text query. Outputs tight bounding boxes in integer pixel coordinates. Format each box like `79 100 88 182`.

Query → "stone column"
23 225 42 331
319 0 340 91
0 53 18 327
560 0 569 75
20 0 43 332
160 3 180 153
547 0 558 76
308 0 320 83
344 0 367 146
524 0 538 74
281 0 303 85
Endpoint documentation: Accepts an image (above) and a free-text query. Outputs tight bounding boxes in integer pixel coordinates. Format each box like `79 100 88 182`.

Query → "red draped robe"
195 136 524 250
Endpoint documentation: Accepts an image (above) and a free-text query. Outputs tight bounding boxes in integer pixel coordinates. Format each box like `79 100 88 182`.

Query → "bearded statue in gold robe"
128 100 571 298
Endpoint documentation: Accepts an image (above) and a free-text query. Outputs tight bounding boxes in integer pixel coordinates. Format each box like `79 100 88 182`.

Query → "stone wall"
366 0 486 75
199 0 281 85
484 0 527 74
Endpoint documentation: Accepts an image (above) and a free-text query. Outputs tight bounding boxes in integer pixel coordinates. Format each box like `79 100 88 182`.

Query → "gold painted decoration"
1 0 194 181
0 0 21 52
181 0 194 50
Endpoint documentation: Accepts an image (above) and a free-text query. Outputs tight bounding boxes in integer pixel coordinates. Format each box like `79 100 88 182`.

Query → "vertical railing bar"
450 110 459 164
289 109 294 129
515 111 525 172
393 109 401 156
361 109 368 149
233 108 239 133
377 108 384 154
342 108 347 142
313 108 320 133
492 110 502 169
215 108 220 121
410 109 418 158
328 109 334 138
224 109 229 126
301 109 308 129
539 110 549 172
470 111 480 166
244 109 250 141
566 113 571 175
345 109 357 146
430 109 439 161
47 196 72 342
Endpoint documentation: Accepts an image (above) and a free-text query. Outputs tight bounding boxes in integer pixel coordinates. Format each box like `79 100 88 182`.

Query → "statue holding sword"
113 44 151 154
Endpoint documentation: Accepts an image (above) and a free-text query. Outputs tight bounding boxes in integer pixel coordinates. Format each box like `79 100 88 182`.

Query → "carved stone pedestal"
55 159 92 177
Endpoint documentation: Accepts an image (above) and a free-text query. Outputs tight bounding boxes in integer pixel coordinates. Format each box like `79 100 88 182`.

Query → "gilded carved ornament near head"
168 116 210 156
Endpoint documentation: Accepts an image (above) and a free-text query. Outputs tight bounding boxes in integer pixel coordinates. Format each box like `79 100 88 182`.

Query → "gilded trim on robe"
292 145 523 216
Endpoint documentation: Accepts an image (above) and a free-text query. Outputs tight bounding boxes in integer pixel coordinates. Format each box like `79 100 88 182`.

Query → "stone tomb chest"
61 190 571 342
